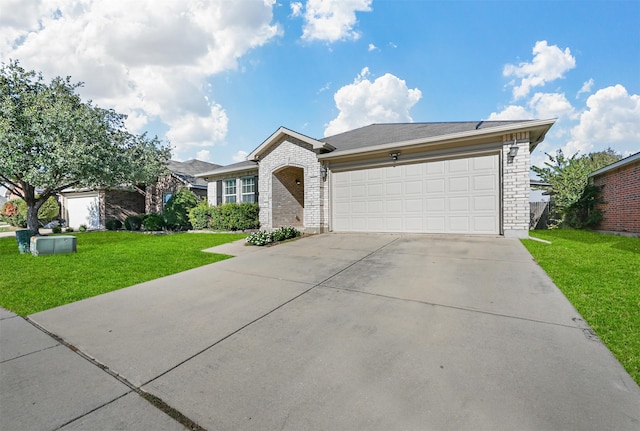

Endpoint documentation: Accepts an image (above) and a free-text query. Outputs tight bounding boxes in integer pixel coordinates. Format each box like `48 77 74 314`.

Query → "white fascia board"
589 151 640 178
248 127 335 160
196 164 258 180
318 118 556 161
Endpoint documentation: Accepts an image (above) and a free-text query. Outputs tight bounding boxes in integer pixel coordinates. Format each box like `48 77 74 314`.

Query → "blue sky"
1 0 639 169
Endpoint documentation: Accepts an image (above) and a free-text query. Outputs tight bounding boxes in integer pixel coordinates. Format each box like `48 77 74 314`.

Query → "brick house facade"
199 120 555 238
589 152 640 235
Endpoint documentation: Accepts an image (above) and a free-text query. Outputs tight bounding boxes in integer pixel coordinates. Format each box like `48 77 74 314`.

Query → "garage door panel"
332 154 499 234
474 174 497 191
449 197 469 212
449 177 469 192
426 179 445 193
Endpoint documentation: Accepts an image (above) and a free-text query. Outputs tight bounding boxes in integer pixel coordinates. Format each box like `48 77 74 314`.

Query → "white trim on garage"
331 153 499 234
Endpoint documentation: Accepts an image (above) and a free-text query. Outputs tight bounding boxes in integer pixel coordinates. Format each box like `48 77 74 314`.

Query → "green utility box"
15 229 34 254
30 236 77 256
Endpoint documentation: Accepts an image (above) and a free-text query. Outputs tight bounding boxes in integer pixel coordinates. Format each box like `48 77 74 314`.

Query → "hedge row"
188 202 259 231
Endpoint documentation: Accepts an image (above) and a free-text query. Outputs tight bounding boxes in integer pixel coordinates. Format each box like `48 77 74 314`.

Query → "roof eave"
196 163 259 179
318 119 556 160
589 151 640 178
248 127 335 160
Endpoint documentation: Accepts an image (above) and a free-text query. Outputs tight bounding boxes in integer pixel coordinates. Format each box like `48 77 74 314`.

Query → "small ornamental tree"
532 148 620 227
0 60 171 234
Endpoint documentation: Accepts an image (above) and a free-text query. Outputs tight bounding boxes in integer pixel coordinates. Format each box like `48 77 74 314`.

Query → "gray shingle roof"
168 159 221 187
320 121 531 152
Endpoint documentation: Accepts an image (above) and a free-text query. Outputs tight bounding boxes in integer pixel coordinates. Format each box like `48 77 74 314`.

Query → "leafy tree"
0 61 171 234
532 148 621 227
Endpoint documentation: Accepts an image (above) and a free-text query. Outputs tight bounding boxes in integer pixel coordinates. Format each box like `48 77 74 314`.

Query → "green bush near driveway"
523 230 640 384
0 231 246 316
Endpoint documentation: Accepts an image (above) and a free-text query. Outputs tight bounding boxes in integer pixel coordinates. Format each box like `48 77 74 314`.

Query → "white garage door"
332 154 499 234
66 194 100 229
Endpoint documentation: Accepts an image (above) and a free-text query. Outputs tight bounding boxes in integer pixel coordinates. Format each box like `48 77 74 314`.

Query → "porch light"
296 179 301 185
390 152 400 161
507 142 519 163
320 165 328 181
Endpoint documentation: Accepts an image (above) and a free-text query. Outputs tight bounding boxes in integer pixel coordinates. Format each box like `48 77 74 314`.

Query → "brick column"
502 132 531 238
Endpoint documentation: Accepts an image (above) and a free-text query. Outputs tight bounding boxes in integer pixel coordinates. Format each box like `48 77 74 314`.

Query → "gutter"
318 118 556 160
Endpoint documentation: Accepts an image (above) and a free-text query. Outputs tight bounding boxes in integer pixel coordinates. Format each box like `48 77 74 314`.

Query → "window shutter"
216 181 222 205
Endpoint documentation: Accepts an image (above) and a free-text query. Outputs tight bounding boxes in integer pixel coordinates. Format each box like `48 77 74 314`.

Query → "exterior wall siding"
592 161 640 234
502 132 531 238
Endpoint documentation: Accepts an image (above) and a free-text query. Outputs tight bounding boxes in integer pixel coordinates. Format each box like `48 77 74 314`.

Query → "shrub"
246 226 300 246
143 213 165 231
105 219 123 231
52 226 62 234
0 196 59 227
79 224 87 232
211 202 260 231
65 227 74 232
38 196 60 226
163 190 198 230
1 199 27 227
188 203 212 230
124 215 143 231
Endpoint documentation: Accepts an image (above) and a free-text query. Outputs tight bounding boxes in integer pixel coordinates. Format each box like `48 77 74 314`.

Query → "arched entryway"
272 166 304 228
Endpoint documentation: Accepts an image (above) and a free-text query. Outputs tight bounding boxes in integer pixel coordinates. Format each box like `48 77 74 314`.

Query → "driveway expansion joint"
25 316 206 431
320 285 587 332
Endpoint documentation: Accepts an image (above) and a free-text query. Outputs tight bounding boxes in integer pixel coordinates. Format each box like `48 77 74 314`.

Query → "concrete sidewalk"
3 234 639 430
0 308 187 430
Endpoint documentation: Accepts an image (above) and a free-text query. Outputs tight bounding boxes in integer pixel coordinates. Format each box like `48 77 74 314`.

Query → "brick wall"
103 189 145 226
272 167 304 227
146 174 206 213
258 137 328 232
592 160 640 234
502 132 531 238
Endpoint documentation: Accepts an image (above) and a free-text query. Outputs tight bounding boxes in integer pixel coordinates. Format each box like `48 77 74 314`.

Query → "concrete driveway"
16 234 640 430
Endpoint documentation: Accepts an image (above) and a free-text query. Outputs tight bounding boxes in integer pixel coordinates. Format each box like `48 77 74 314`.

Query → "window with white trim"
224 179 237 203
241 176 256 203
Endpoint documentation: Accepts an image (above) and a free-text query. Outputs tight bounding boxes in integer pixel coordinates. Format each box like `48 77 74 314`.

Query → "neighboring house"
198 120 556 238
60 159 219 229
145 159 221 213
59 188 144 230
589 151 640 235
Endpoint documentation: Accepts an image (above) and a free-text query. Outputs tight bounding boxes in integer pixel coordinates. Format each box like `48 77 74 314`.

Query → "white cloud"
195 150 212 162
566 84 640 155
232 150 249 162
324 67 422 136
487 105 532 121
300 0 372 42
290 1 303 17
576 78 594 98
368 43 377 51
0 0 281 159
488 92 575 121
165 105 229 160
503 40 576 99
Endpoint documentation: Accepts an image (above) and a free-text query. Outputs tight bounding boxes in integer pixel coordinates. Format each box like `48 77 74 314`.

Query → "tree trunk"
22 183 41 235
26 204 40 235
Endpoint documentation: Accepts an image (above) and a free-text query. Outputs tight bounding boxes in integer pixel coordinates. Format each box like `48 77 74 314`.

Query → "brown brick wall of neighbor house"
104 190 145 223
145 175 207 214
593 160 640 234
272 167 304 228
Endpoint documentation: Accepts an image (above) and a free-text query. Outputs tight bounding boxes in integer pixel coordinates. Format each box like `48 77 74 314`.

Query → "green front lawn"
523 230 640 384
0 231 247 316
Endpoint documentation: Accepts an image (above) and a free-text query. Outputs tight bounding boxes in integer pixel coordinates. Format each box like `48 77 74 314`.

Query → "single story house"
589 151 640 235
60 159 219 229
198 120 555 238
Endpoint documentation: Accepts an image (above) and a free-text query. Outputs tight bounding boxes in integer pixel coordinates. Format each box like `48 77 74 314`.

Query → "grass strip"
522 230 639 384
0 231 246 316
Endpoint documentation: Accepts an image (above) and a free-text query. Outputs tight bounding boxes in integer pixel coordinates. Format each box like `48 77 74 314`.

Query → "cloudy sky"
1 0 638 169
